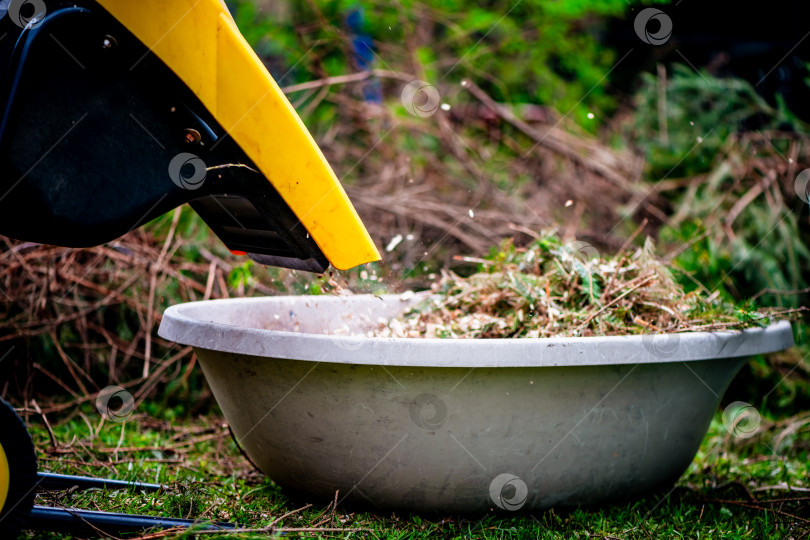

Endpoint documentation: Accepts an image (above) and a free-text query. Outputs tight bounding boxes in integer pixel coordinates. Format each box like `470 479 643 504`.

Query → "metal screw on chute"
183 128 202 145
102 35 117 49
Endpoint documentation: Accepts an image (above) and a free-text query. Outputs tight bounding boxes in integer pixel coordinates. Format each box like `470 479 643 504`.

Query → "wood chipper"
0 0 380 535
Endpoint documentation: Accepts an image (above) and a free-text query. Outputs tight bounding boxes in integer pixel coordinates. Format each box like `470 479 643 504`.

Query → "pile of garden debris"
375 230 799 339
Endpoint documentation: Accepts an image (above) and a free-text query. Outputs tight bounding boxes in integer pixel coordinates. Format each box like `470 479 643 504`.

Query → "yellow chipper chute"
0 0 380 535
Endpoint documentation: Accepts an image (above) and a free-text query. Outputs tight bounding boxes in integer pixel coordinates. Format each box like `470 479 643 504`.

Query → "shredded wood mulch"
375 230 802 339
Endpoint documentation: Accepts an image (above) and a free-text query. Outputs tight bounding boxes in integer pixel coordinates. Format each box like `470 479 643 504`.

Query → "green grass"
18 403 809 539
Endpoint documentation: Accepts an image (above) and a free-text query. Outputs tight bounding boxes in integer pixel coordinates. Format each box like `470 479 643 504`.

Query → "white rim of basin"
158 294 795 368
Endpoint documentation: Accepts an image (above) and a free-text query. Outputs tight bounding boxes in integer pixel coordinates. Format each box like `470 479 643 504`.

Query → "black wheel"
0 397 38 538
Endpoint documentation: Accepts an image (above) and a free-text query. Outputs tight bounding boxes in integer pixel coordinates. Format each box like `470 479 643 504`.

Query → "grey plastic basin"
158 293 794 512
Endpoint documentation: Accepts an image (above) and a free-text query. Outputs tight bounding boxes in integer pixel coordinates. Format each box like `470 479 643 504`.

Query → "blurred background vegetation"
1 0 808 424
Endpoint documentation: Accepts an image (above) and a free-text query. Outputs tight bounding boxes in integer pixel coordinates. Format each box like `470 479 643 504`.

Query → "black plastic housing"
0 1 329 272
